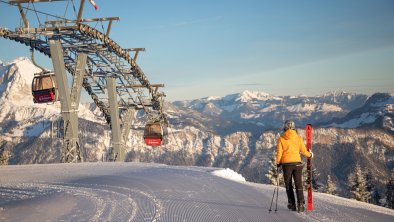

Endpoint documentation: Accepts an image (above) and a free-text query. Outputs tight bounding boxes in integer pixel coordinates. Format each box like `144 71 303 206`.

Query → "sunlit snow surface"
0 163 393 222
211 168 246 183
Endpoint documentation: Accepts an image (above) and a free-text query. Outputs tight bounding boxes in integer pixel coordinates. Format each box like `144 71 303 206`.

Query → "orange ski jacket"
276 129 312 165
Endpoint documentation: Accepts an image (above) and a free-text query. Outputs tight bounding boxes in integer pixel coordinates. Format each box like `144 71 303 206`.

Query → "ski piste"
305 124 313 211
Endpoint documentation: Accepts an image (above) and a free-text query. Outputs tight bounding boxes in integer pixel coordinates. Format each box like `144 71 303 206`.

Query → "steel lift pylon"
49 38 86 162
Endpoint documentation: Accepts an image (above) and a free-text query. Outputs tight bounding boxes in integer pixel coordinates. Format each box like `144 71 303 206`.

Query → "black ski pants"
282 163 304 205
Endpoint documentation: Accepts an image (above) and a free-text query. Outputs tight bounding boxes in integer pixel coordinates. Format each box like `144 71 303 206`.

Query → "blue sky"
0 0 393 101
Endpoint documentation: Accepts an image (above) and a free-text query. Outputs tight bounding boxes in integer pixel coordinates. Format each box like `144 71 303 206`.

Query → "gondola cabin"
143 122 163 146
32 73 57 103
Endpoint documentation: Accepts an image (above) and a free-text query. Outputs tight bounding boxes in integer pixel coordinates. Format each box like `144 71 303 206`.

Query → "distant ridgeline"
1 57 394 207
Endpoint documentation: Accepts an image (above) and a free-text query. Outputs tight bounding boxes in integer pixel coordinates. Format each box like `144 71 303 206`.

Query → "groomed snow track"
1 163 394 222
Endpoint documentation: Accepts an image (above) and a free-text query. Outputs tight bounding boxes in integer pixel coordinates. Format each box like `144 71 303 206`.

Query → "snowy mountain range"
1 57 393 202
173 89 393 134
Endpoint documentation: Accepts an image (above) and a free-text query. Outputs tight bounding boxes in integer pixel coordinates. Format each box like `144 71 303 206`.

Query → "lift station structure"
0 0 168 163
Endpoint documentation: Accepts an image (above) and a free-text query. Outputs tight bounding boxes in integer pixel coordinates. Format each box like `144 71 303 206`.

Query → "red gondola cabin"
32 73 57 103
143 122 163 146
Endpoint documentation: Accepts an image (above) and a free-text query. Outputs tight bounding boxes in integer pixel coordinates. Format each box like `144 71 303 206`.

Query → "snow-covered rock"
211 168 246 183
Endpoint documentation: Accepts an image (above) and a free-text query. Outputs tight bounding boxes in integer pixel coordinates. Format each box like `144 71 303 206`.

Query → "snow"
24 122 50 137
260 104 279 112
286 103 316 112
221 104 238 112
12 57 43 84
319 103 343 112
286 103 342 113
332 113 377 128
237 90 271 102
222 93 239 101
240 112 260 119
370 97 394 107
211 168 246 183
383 116 394 132
206 96 220 101
0 163 393 222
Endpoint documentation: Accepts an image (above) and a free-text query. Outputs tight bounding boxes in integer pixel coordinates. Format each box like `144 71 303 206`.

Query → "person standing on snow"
276 120 313 212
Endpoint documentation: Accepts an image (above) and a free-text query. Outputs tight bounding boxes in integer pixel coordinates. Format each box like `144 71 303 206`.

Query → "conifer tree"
365 170 380 205
386 170 394 209
326 174 337 195
348 163 371 202
371 188 381 206
302 164 322 191
0 149 10 165
266 155 284 186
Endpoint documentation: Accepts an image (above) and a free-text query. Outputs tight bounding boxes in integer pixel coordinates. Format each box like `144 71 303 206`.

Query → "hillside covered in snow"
1 57 394 208
0 163 393 222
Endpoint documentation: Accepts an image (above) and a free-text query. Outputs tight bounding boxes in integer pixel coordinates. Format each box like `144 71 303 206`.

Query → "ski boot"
287 203 296 211
297 203 305 212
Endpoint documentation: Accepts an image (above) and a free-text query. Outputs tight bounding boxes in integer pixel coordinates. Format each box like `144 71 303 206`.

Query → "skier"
276 120 313 212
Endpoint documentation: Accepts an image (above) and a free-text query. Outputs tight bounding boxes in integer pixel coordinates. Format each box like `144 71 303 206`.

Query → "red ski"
305 124 313 211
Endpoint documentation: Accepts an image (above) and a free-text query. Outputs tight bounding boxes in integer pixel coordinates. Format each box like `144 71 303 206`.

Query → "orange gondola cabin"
143 122 164 146
32 72 58 103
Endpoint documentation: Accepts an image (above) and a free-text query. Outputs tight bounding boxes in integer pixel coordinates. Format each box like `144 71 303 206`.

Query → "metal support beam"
49 38 84 163
18 25 78 35
45 17 120 25
17 3 29 28
77 0 85 23
121 109 135 145
106 19 113 36
71 53 87 107
70 53 87 161
107 76 123 161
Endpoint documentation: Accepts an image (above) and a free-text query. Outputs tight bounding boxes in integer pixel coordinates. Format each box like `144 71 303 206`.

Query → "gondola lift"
143 121 164 146
30 49 58 104
143 119 168 147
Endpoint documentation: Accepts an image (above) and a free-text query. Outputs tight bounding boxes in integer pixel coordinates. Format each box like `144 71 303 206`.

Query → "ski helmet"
283 120 295 131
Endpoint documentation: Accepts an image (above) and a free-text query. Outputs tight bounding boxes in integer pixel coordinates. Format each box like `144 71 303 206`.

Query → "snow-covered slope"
0 163 393 222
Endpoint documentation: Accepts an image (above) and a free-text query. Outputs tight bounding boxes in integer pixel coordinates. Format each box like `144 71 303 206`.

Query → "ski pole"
275 167 280 212
269 185 276 212
269 168 280 212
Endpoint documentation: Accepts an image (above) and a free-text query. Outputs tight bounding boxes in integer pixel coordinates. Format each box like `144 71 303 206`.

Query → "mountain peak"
237 90 271 102
322 91 351 97
0 57 46 105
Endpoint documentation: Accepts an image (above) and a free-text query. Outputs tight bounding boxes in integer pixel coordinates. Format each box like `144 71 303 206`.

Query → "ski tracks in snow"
0 182 163 222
